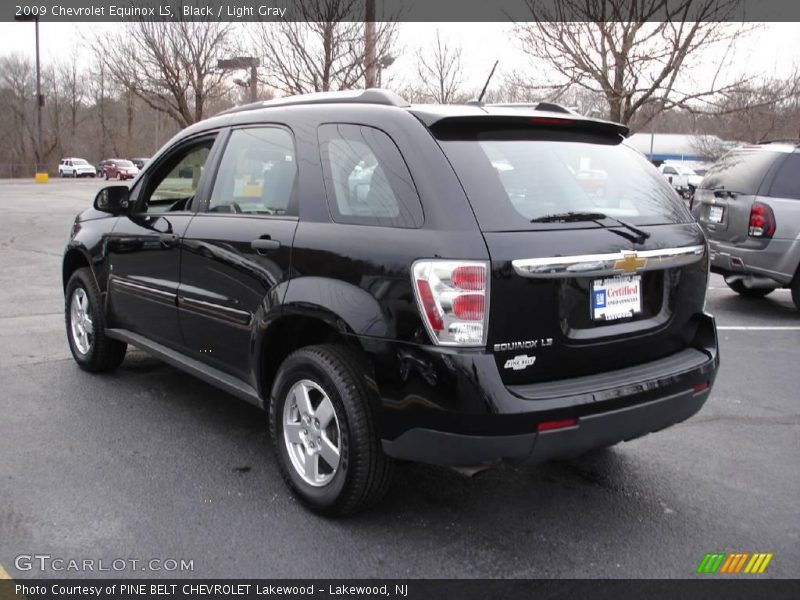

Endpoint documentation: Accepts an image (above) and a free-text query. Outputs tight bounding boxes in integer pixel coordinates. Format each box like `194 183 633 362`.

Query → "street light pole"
14 13 45 179
34 16 43 175
218 57 261 104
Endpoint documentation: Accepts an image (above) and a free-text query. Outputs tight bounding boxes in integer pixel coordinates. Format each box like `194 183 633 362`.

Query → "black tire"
725 279 774 298
269 344 394 516
65 267 127 372
72 170 77 178
792 274 800 311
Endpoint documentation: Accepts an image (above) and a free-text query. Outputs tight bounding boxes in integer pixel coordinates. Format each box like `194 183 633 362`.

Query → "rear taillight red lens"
452 294 485 321
415 279 443 332
451 266 486 290
749 202 776 238
412 260 489 346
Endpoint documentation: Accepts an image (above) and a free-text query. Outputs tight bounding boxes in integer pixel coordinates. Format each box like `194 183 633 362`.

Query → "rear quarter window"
768 154 800 200
318 124 423 228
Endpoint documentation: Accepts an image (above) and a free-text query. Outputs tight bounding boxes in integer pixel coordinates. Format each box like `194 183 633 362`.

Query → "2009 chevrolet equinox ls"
63 89 719 515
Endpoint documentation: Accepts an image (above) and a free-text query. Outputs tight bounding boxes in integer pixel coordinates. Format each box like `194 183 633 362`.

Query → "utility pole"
364 0 377 88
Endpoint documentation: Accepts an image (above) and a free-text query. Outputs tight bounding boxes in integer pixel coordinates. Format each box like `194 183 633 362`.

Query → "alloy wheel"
69 287 93 355
282 379 342 487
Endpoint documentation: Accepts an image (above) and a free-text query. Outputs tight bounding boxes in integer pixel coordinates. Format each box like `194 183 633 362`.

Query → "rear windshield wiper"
531 211 651 244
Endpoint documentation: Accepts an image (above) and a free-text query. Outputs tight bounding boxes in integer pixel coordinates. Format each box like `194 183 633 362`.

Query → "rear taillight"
749 202 776 238
412 260 489 346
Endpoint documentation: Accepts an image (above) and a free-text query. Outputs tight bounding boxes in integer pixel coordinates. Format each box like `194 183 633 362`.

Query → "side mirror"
94 185 131 214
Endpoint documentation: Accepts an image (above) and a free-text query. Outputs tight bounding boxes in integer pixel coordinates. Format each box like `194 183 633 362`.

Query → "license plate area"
708 205 724 223
591 275 642 321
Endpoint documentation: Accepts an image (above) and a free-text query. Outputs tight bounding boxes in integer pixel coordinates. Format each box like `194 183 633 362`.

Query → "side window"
768 154 800 200
318 124 423 228
140 139 215 213
663 166 677 175
209 127 297 215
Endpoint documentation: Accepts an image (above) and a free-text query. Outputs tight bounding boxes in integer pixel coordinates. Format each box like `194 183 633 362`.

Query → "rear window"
701 148 781 195
436 129 689 231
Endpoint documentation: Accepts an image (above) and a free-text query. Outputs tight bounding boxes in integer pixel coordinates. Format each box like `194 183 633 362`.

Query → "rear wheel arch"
258 313 375 407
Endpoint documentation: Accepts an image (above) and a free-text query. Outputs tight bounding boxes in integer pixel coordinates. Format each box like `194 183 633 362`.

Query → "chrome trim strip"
178 295 252 327
511 245 705 279
110 277 175 300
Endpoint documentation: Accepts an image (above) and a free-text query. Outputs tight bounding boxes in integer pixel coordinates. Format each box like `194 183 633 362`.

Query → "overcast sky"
0 21 797 93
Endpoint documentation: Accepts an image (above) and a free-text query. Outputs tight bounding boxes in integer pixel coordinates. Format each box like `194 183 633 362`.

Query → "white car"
658 163 702 196
58 158 97 178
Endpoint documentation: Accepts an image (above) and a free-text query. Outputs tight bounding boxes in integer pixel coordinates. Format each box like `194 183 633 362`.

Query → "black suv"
63 90 719 515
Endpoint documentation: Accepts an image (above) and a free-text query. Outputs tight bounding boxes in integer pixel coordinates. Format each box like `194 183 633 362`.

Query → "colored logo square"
593 290 606 308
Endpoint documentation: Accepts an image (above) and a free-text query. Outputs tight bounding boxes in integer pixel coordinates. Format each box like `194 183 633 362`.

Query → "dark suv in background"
63 90 719 515
692 141 800 309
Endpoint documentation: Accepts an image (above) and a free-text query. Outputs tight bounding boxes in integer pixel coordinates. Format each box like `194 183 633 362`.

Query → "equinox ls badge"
504 355 537 371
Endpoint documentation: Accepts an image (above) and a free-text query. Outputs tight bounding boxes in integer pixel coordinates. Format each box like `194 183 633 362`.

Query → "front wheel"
65 267 127 372
269 344 394 516
725 279 774 298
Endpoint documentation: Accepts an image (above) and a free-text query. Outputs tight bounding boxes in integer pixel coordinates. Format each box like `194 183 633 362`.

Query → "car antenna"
476 60 499 104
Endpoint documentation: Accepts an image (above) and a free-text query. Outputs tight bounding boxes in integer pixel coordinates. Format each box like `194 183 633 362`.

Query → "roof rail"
486 102 575 114
756 139 800 146
218 88 410 115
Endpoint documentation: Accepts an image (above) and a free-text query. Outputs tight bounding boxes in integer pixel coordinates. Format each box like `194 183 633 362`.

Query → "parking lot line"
716 326 800 331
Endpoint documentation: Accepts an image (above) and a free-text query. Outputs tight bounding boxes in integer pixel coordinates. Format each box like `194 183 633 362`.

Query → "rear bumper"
383 386 709 466
373 313 718 466
708 238 798 285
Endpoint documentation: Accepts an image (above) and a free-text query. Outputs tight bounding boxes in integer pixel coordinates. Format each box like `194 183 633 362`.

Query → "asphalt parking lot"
0 178 798 579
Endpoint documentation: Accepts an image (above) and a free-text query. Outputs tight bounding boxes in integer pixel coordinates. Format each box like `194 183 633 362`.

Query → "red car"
103 159 139 180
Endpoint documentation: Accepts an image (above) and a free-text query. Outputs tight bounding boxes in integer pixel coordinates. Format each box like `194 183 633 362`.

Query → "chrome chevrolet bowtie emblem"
613 251 648 274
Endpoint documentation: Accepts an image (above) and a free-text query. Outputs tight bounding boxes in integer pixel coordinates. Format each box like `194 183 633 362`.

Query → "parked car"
58 158 96 178
659 163 703 198
62 89 719 515
692 140 800 309
131 157 150 169
103 159 139 180
96 159 112 177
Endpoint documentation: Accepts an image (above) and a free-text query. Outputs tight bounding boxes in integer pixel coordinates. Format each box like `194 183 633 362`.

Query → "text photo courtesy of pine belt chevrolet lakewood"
62 90 719 516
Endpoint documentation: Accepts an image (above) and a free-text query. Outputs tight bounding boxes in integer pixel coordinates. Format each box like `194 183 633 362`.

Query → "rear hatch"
430 115 709 385
692 145 788 244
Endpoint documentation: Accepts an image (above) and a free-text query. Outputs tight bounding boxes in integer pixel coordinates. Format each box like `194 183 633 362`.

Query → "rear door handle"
159 233 179 247
251 238 281 252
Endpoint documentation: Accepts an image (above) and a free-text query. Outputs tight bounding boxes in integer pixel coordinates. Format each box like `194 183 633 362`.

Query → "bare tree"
414 29 466 104
513 0 751 132
0 54 36 174
252 0 397 95
92 19 236 127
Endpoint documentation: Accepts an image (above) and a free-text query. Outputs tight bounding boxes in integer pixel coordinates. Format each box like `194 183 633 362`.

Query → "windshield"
675 165 697 175
437 133 690 231
73 159 88 165
116 160 135 168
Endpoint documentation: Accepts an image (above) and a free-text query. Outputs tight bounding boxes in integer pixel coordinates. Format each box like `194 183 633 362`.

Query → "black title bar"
5 0 800 23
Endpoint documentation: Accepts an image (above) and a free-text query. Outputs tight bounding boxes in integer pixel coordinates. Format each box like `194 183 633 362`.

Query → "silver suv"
692 141 800 310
